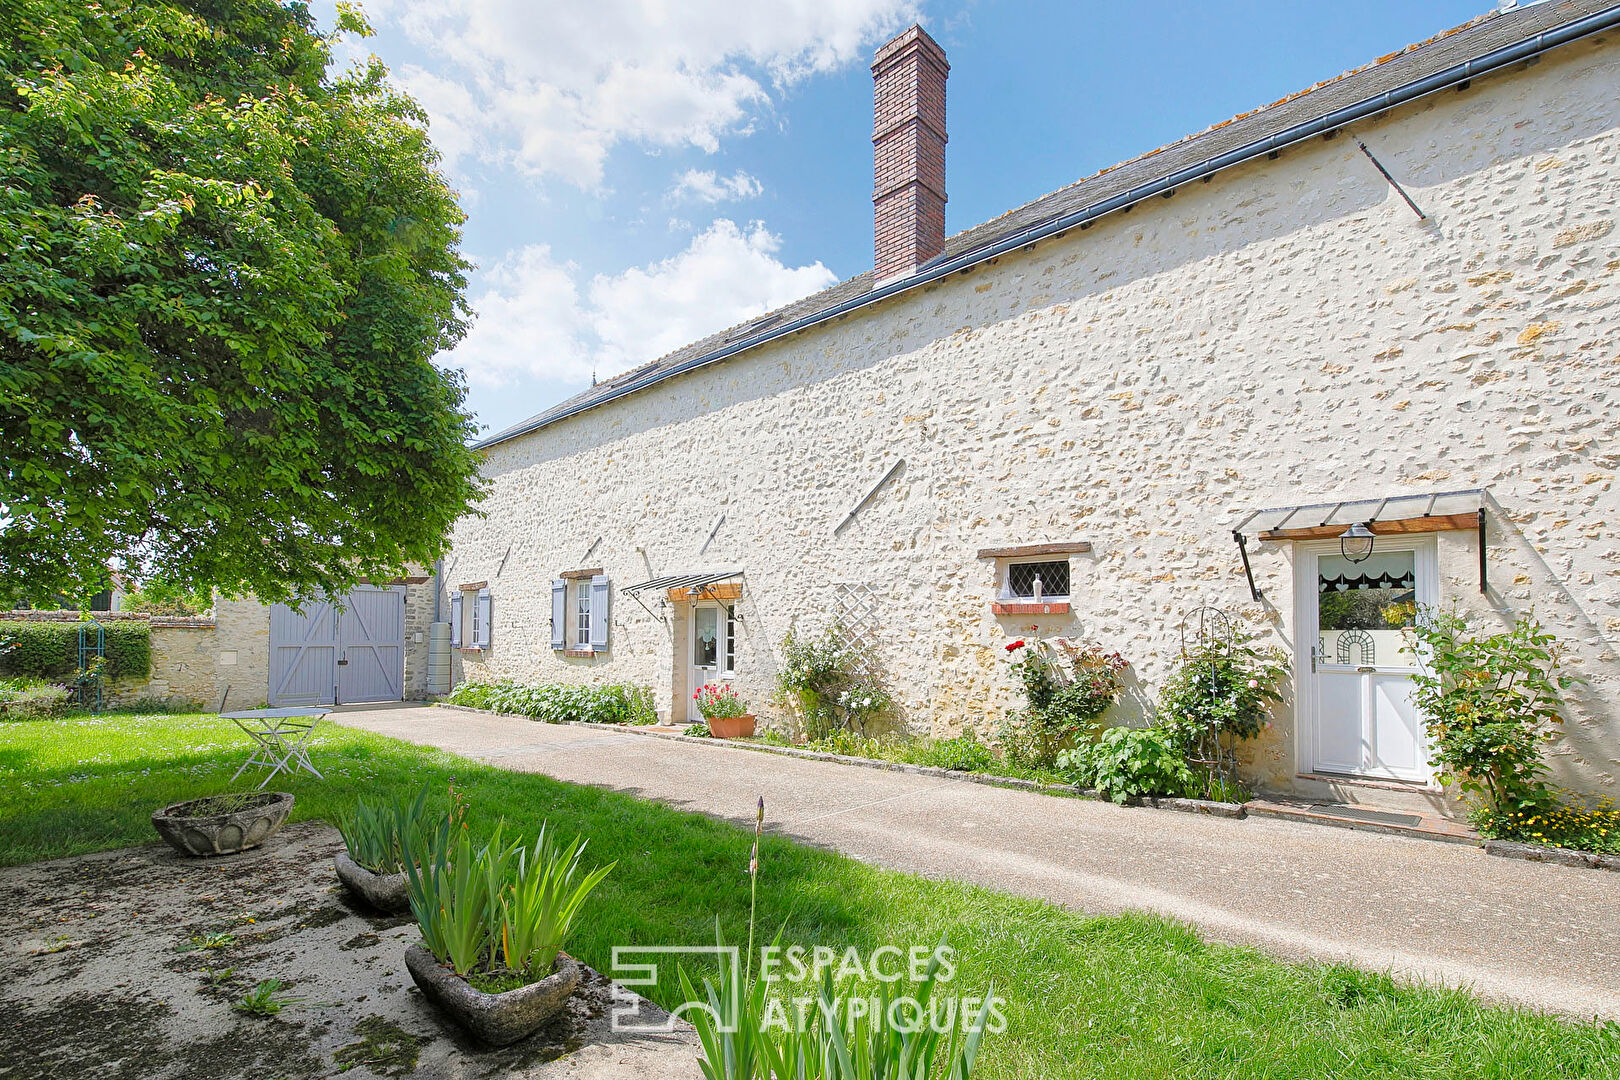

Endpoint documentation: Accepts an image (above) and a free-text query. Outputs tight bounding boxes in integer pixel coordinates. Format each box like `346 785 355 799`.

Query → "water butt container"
427 621 452 695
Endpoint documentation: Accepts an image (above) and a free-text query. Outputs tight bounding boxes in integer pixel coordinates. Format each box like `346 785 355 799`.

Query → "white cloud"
669 168 765 204
371 0 919 185
588 219 836 373
445 245 591 388
443 221 838 389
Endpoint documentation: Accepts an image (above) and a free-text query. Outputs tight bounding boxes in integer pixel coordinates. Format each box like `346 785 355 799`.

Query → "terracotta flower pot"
334 851 411 913
405 943 580 1047
706 713 756 739
151 792 294 857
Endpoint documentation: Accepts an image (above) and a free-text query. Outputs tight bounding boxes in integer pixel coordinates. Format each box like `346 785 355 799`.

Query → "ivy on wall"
0 622 151 682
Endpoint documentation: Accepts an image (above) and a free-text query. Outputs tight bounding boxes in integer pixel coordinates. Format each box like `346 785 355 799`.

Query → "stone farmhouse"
442 1 1620 813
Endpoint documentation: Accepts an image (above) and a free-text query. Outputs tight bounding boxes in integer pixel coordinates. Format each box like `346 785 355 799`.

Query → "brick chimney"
872 25 948 285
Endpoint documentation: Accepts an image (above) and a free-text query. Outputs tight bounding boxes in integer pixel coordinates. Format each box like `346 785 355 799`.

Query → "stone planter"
334 851 412 913
405 943 580 1047
706 713 756 739
151 792 294 857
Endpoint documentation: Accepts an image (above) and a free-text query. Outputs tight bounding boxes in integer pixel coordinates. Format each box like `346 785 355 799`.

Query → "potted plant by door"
695 683 755 738
402 816 614 1047
334 786 437 913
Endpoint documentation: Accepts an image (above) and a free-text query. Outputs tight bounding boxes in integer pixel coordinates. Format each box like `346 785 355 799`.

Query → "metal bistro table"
223 708 330 789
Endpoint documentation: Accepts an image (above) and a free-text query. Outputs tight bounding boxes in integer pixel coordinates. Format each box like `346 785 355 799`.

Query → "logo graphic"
611 944 739 1032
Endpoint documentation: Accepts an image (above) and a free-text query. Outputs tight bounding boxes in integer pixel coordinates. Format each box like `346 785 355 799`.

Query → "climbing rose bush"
1001 637 1126 767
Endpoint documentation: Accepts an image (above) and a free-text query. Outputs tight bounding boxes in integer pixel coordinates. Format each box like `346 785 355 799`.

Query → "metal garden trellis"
1177 604 1239 796
77 616 106 713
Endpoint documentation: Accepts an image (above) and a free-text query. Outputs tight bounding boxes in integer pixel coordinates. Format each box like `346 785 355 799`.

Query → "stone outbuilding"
443 3 1620 814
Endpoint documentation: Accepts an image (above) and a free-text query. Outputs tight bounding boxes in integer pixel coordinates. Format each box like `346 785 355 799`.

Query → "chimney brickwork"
872 25 948 285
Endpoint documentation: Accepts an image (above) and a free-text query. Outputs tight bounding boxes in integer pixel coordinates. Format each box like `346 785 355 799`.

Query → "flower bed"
446 680 655 725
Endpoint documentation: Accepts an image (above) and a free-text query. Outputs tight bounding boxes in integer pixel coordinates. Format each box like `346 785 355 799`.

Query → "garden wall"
1 598 271 709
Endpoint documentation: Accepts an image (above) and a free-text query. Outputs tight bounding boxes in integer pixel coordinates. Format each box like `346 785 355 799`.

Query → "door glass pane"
694 607 719 666
1318 551 1416 666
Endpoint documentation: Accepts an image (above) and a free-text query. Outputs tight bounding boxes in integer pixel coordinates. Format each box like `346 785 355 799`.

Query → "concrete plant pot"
334 851 412 913
705 713 756 739
405 944 580 1047
151 792 294 857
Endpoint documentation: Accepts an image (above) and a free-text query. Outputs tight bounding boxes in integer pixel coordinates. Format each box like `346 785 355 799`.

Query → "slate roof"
477 0 1619 450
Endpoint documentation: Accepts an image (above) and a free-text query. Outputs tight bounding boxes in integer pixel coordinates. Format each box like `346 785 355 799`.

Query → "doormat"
1311 804 1422 827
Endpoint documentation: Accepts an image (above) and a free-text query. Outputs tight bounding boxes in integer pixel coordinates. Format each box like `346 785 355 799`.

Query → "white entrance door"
1299 539 1436 782
687 602 733 723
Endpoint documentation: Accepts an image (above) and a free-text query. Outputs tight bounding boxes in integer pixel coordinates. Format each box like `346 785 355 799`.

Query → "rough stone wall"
448 37 1620 800
1 603 271 709
144 620 223 707
211 597 270 709
402 580 434 698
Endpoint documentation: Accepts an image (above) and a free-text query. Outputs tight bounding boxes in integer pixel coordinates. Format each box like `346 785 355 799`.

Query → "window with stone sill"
551 573 610 655
573 580 592 649
1002 558 1070 602
450 585 491 650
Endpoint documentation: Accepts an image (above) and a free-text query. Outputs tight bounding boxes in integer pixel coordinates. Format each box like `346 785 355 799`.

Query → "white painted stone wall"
448 37 1620 801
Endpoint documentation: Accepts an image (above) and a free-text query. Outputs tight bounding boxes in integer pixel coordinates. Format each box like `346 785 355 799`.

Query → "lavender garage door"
268 587 404 706
337 586 405 704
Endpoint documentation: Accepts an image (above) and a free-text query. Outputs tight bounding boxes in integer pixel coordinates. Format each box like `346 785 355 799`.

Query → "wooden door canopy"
975 541 1092 559
669 583 742 603
1258 513 1477 542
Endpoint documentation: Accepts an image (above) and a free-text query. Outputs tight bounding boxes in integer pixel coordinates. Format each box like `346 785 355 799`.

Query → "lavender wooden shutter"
475 588 492 648
589 575 610 651
449 591 462 647
550 579 566 650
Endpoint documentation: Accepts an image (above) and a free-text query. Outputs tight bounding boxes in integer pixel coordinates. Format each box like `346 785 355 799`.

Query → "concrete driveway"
331 704 1620 1021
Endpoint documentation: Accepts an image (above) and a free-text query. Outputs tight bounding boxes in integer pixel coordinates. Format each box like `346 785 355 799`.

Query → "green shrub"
0 677 73 719
907 732 996 772
119 580 213 616
1475 798 1619 855
403 813 614 983
340 784 441 874
1404 608 1576 815
0 621 151 681
1063 726 1193 804
1155 633 1287 744
447 680 657 725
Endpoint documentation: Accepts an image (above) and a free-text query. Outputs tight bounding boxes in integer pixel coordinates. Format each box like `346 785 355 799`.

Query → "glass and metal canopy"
622 569 743 597
1230 488 1488 601
1232 488 1485 541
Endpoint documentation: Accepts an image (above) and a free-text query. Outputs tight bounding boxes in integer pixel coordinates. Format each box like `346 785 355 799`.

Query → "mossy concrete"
0 821 696 1079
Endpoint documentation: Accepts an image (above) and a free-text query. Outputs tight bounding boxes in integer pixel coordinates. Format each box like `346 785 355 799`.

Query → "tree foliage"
0 0 484 604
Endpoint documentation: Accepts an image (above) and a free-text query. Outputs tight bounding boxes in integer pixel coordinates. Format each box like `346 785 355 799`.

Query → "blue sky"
325 0 1491 437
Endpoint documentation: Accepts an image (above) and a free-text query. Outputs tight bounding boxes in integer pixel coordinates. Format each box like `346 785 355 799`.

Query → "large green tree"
0 0 484 605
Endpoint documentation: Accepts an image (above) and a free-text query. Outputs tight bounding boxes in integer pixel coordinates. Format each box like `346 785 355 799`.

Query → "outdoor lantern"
1339 521 1376 564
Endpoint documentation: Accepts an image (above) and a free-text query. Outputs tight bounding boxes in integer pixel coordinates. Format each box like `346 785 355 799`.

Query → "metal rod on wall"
1478 508 1488 593
1355 137 1427 220
1234 531 1262 602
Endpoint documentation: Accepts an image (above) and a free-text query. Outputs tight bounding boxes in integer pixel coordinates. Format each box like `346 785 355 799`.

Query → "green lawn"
2 711 1616 1079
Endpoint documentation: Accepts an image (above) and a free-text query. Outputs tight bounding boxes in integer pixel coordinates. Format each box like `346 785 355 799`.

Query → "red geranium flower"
1005 639 1025 652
